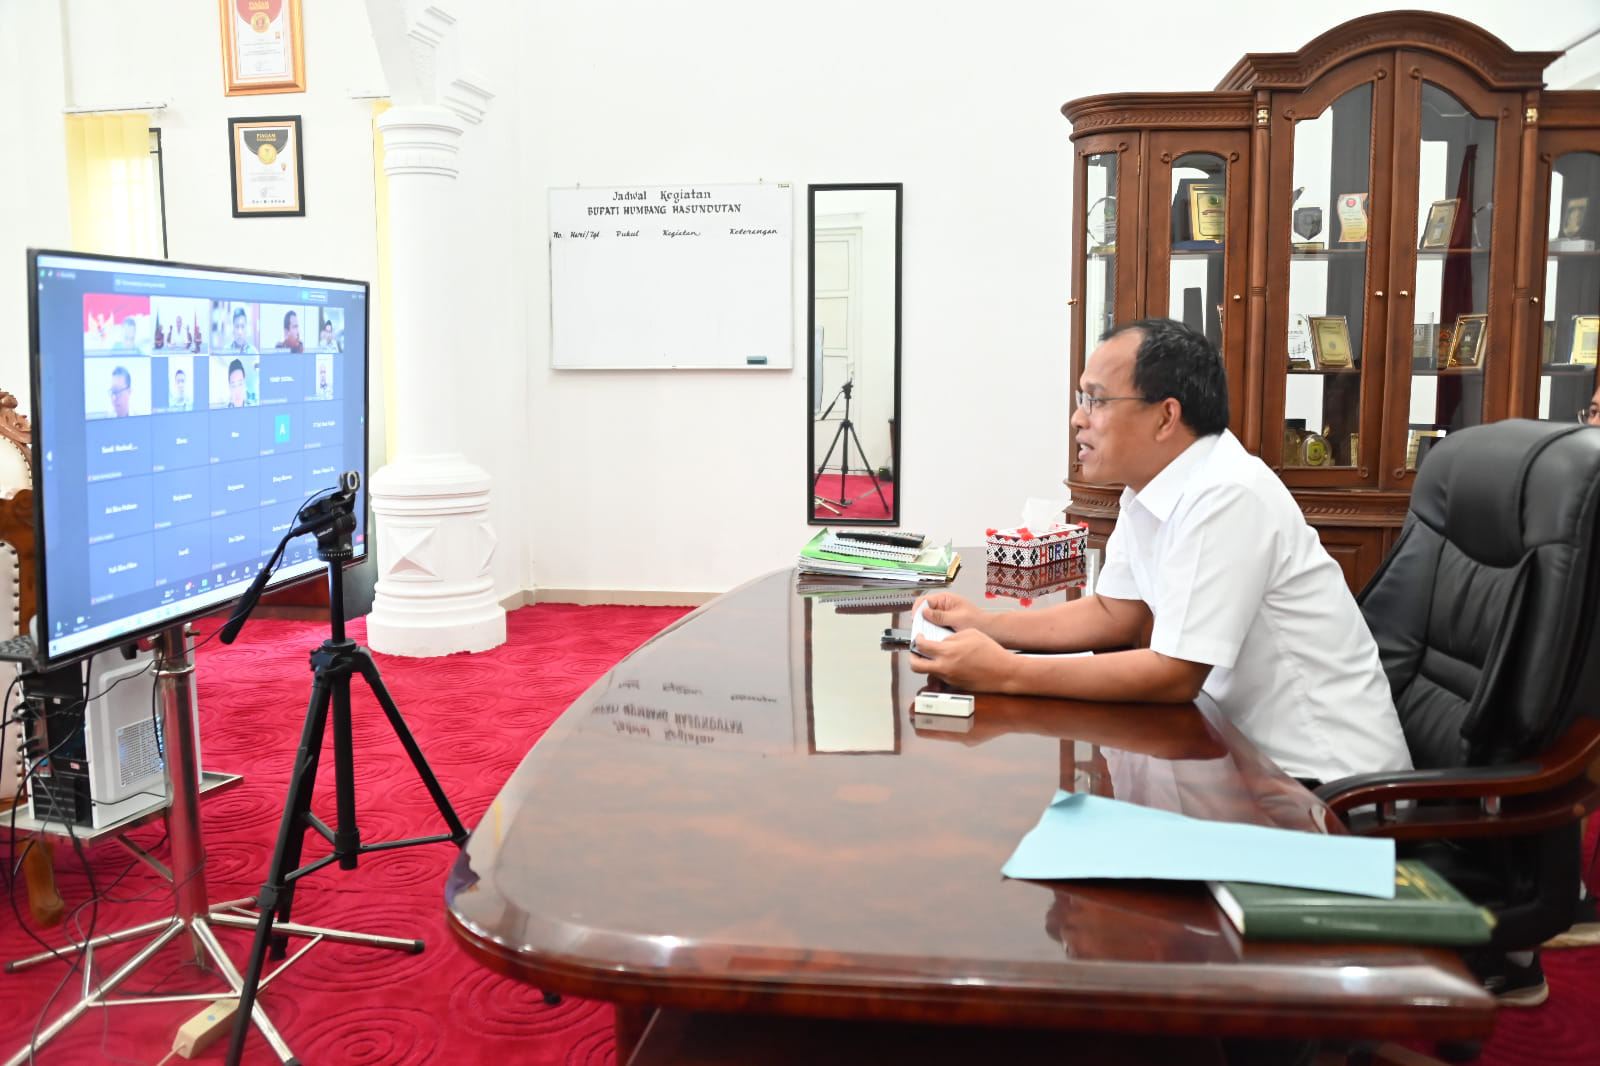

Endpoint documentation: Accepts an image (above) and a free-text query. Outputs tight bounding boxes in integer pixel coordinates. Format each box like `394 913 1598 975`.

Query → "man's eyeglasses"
108 385 129 398
1579 404 1600 425
1075 390 1151 415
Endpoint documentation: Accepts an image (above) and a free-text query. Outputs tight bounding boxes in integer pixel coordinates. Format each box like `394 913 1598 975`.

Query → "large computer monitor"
27 249 369 669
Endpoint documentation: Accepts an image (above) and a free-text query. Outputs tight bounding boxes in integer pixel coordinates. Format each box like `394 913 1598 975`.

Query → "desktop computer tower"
26 644 200 830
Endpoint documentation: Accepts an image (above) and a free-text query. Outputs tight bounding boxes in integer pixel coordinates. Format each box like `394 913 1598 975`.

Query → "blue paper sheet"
1002 791 1396 898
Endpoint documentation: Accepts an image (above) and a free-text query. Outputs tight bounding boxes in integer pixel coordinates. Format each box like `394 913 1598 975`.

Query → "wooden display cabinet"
1063 12 1600 591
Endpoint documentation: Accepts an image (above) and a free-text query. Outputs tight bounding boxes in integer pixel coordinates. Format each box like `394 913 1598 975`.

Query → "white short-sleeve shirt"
1095 430 1411 783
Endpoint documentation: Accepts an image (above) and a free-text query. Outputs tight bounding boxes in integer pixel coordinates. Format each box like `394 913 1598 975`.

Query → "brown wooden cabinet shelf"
1063 12 1600 592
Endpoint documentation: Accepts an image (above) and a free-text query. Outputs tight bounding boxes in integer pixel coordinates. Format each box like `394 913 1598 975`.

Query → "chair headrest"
1409 420 1600 566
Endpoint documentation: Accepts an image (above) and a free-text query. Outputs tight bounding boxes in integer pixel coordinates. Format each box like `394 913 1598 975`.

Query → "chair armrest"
1314 715 1600 839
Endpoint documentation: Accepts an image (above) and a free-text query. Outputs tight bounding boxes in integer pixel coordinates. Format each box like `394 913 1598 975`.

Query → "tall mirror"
808 184 902 525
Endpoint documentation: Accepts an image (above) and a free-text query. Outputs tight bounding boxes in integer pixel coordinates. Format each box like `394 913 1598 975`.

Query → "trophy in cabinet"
1087 196 1117 255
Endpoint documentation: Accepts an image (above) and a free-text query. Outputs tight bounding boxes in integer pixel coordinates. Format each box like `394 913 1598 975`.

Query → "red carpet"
3 603 1599 1065
812 473 894 521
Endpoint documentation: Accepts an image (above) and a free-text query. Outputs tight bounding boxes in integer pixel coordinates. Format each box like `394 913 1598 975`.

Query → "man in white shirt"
911 318 1410 785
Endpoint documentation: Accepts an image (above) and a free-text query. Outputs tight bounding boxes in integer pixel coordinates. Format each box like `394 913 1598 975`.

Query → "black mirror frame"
806 183 903 526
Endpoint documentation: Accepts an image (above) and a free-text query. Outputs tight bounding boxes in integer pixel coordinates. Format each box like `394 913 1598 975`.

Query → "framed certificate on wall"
219 0 306 96
228 116 305 217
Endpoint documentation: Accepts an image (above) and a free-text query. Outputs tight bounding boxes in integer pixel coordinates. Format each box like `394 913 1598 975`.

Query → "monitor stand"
4 623 417 1066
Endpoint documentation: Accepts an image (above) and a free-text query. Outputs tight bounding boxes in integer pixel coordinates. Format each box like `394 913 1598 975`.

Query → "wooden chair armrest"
1316 714 1600 815
1339 775 1600 840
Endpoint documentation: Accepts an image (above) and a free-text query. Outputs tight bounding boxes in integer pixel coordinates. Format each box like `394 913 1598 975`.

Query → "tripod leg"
812 419 848 500
353 651 470 844
225 678 333 1066
267 673 336 953
843 420 890 511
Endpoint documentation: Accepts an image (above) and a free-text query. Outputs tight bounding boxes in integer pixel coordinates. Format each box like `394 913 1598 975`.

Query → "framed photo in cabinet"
1573 316 1600 366
1308 316 1353 368
1420 200 1459 250
1542 322 1557 365
1447 314 1487 368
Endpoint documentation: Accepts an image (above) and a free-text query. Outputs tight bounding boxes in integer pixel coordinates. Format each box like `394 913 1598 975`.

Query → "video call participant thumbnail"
216 303 260 355
210 355 257 409
84 356 152 419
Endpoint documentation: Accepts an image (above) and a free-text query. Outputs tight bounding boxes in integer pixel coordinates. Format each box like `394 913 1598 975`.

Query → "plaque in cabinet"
1335 193 1369 244
1287 313 1315 370
1447 314 1487 368
1188 183 1226 242
1542 322 1556 365
1420 200 1459 251
1308 315 1353 368
1573 316 1600 366
1292 206 1323 252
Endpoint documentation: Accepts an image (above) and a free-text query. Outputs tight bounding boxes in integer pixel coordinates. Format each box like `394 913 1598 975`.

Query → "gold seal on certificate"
1336 193 1369 244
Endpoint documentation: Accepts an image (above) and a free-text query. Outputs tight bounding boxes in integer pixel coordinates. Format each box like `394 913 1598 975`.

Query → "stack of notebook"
797 530 962 585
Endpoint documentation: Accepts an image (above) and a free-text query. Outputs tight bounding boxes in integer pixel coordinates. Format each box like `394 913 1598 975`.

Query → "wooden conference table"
444 557 1494 1059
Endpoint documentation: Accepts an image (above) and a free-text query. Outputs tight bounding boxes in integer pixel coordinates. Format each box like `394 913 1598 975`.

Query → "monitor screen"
28 249 369 668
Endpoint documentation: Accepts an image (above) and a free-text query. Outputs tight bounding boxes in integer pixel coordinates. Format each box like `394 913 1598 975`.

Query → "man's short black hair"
228 358 245 378
112 366 130 388
233 307 248 326
1101 318 1229 437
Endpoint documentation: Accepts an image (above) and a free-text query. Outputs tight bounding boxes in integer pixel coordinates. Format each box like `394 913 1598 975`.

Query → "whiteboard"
549 183 793 369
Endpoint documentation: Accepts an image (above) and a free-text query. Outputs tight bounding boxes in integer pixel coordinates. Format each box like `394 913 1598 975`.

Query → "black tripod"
812 379 888 513
220 473 471 1066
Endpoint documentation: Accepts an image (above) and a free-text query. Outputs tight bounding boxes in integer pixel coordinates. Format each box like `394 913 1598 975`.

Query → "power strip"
172 998 239 1058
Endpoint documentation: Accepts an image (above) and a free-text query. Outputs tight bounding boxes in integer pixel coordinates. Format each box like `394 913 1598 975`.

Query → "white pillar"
365 106 505 656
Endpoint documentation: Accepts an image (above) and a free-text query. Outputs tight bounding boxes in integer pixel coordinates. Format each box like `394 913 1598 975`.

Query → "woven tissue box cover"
983 523 1088 567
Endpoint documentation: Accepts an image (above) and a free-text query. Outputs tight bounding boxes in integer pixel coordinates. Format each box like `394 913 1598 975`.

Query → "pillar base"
366 454 506 657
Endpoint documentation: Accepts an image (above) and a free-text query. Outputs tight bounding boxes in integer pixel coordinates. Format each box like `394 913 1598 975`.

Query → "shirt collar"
1118 432 1226 523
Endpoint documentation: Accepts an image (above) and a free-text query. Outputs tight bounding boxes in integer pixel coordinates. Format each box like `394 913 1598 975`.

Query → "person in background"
277 310 304 353
170 368 191 411
227 358 248 408
230 307 258 354
109 366 131 417
319 318 341 352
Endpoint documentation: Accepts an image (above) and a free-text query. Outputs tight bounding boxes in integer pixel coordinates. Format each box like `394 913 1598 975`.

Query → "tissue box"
984 523 1088 567
985 558 1087 605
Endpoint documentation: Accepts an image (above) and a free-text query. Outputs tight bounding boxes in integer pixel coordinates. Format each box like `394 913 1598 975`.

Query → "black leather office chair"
1314 419 1600 952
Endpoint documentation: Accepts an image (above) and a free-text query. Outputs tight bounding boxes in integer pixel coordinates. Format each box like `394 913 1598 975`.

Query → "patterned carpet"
1 603 1597 1065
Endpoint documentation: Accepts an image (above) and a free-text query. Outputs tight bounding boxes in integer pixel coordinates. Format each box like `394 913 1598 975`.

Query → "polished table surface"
445 558 1494 1042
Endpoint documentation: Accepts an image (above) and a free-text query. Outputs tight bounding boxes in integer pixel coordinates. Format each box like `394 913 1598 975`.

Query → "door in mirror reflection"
809 184 901 524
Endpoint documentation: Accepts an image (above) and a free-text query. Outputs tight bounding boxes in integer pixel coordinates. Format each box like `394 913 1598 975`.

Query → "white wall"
517 0 1598 596
6 0 1599 603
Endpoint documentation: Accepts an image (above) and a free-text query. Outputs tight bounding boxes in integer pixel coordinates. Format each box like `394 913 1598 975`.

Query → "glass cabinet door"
1164 152 1228 347
1398 82 1499 470
1537 150 1600 422
1081 149 1120 366
1282 81 1376 472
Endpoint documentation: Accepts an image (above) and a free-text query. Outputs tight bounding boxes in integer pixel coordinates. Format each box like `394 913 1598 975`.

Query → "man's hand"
907 628 1015 691
913 591 988 633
